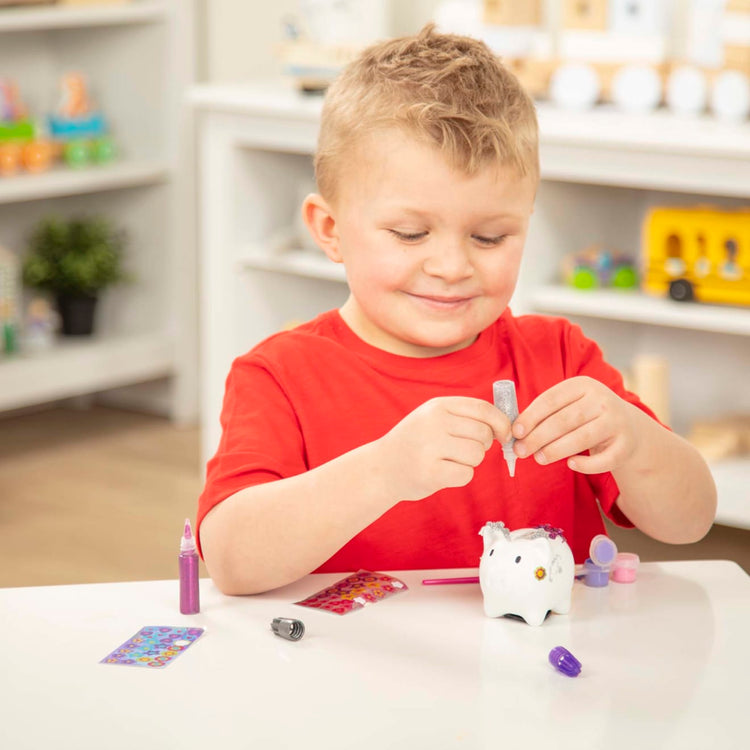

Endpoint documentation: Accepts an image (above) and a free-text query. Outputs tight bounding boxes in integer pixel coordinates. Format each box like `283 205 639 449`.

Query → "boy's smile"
305 128 537 358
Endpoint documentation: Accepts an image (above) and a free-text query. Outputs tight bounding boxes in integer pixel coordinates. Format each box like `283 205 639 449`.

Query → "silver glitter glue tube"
493 380 518 478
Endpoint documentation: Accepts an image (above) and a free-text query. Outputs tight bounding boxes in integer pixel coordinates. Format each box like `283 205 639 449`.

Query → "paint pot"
612 552 640 583
583 558 610 587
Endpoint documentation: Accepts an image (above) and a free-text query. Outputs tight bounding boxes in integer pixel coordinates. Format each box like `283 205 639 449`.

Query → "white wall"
201 0 298 82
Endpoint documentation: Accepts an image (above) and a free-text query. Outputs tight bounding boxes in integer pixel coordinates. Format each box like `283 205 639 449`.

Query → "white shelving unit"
192 82 750 529
530 286 750 337
0 0 197 422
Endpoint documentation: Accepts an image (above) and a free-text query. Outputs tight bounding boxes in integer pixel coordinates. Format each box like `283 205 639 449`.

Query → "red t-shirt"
198 308 651 569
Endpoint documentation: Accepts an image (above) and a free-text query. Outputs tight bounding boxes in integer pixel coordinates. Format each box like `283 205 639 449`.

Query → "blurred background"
1 0 748 588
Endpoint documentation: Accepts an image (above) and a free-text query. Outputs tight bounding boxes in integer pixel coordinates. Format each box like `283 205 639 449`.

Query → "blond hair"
315 24 539 201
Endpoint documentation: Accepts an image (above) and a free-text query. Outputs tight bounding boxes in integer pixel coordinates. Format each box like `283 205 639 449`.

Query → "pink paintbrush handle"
421 576 480 585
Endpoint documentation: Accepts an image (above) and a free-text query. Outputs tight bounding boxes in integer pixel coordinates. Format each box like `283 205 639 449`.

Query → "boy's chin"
397 332 479 358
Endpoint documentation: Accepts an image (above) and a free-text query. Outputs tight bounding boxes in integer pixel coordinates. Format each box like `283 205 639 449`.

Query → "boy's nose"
422 244 473 281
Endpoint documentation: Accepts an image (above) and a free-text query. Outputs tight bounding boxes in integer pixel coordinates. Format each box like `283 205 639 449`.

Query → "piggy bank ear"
479 521 510 553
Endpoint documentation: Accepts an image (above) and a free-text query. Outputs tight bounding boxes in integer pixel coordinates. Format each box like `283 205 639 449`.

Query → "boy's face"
308 128 536 358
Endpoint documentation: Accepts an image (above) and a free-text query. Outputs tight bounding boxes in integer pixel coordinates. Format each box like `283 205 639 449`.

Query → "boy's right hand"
376 396 512 502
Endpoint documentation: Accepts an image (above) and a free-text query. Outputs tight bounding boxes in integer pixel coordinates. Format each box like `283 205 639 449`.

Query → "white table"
1 561 747 749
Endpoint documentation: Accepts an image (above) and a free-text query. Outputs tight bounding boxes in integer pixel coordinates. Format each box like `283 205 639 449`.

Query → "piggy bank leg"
483 600 509 619
551 591 572 615
520 607 549 627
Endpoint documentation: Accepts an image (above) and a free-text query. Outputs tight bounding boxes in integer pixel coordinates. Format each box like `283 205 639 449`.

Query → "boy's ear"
301 193 342 262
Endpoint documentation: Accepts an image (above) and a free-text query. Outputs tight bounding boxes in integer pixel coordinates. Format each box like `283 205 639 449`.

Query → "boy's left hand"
511 376 639 474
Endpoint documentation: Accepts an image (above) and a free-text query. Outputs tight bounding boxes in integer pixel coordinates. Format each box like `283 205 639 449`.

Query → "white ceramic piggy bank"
479 521 575 626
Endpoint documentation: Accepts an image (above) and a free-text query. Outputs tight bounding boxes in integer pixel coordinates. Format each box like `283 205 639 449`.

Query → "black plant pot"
56 294 98 336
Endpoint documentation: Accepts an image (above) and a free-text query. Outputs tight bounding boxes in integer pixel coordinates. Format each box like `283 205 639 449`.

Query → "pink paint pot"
611 552 640 583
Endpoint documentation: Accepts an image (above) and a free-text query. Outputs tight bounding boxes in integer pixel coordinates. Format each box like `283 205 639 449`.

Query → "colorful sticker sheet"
100 626 205 669
295 570 408 615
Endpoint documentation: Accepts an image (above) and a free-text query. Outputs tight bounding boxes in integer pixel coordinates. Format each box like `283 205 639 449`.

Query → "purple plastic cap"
549 646 582 677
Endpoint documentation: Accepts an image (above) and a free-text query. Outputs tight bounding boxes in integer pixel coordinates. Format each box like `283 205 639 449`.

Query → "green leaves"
22 216 130 296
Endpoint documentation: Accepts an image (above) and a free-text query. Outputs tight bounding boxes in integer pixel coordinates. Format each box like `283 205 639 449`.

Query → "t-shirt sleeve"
562 321 665 528
196 355 307 551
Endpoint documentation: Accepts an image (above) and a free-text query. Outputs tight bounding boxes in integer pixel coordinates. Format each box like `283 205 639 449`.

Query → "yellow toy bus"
642 206 750 307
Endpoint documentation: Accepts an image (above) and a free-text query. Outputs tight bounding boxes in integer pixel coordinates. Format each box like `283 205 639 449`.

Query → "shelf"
0 0 196 420
712 459 750 530
0 1 167 33
0 161 169 205
190 85 750 197
190 81 323 121
530 285 750 336
0 332 175 412
238 247 347 283
537 104 750 197
536 103 750 160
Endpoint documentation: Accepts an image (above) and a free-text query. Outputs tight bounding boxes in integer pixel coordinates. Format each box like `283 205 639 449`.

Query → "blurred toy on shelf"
432 0 749 120
688 414 750 463
277 37 361 93
21 297 58 353
48 72 117 168
0 245 20 355
669 0 750 121
0 79 55 177
278 0 388 92
642 206 750 306
561 244 639 290
555 0 670 112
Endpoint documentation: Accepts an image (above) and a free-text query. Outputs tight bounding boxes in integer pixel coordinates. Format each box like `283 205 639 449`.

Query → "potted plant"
22 215 129 336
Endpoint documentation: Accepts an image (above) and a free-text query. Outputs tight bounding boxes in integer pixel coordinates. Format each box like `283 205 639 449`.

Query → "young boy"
198 26 716 595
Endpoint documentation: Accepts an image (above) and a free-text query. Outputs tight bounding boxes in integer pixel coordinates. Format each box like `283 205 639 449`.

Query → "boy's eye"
472 234 507 246
389 229 428 242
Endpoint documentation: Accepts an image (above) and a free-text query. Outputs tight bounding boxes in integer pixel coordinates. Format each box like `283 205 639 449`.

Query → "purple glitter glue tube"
549 646 582 677
179 518 200 614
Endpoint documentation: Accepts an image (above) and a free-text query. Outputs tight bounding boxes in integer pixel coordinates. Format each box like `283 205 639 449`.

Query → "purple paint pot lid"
590 534 617 567
549 646 582 677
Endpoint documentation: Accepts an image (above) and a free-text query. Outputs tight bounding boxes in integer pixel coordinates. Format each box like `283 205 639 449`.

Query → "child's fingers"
566 451 615 474
445 414 495 450
514 403 600 459
443 435 489 467
438 459 476 488
512 380 587 440
520 421 603 465
444 397 513 442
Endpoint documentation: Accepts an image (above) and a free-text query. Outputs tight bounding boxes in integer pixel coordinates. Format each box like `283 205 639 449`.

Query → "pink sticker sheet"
295 570 408 615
